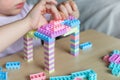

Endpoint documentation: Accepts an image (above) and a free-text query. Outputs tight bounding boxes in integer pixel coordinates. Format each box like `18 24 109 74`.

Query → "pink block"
74 77 82 80
30 72 46 80
103 54 110 64
70 35 79 40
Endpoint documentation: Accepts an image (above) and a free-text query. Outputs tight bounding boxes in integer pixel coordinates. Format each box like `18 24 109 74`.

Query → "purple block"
109 54 120 63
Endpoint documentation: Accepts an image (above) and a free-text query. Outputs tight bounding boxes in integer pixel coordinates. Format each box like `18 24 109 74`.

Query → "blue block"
0 67 2 71
5 61 21 70
71 69 97 80
63 19 80 28
34 32 55 42
110 50 120 56
79 42 92 50
112 67 120 77
0 71 8 80
50 75 71 80
70 39 79 43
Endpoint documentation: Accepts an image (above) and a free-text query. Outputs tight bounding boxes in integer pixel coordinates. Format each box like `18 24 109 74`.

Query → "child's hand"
26 0 61 30
58 0 79 19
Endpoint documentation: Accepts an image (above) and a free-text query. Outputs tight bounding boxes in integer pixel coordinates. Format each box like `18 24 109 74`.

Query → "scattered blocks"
50 69 97 80
5 61 21 70
30 72 46 80
103 50 120 76
79 42 92 50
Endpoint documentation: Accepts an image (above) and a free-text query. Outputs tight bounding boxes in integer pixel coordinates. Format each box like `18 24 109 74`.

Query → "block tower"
24 16 80 73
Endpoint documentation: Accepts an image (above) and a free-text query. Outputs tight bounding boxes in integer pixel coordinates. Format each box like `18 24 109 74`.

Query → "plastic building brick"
50 75 71 80
71 69 97 80
36 21 71 38
34 32 55 42
0 71 8 80
50 69 97 80
79 42 92 50
103 54 110 64
5 61 21 70
106 50 120 76
24 36 33 62
0 67 2 71
23 16 80 74
44 41 55 73
63 19 80 28
30 72 46 80
109 54 120 64
74 77 83 80
111 50 120 55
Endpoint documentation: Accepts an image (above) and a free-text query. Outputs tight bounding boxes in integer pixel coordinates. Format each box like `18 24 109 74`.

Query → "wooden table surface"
1 30 120 80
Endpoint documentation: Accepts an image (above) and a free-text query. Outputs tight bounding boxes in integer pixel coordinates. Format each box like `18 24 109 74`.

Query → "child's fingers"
63 1 73 15
46 4 61 19
58 4 69 19
69 0 78 11
40 0 57 5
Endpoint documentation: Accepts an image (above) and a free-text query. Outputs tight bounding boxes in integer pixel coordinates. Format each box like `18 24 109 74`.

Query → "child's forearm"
0 18 31 52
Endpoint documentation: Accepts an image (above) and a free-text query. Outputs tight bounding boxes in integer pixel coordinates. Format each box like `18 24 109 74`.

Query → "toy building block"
50 75 71 80
109 54 120 64
5 61 21 70
0 66 2 71
0 71 8 80
112 67 120 77
79 42 92 50
74 77 83 80
24 35 33 62
30 72 46 80
21 16 80 74
71 69 97 80
103 54 110 64
44 41 55 73
111 50 120 55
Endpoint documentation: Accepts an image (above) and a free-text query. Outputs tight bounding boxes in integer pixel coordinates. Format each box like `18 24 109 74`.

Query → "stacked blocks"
24 16 80 73
50 69 97 80
79 42 92 50
5 61 21 70
30 72 46 80
36 21 71 38
70 30 80 56
103 50 120 76
24 34 33 62
44 41 55 73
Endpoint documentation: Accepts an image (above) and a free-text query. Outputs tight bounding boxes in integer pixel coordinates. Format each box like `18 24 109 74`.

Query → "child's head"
0 0 26 16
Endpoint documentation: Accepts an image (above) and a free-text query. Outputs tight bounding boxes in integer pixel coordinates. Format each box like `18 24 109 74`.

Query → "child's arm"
0 0 60 52
58 0 79 19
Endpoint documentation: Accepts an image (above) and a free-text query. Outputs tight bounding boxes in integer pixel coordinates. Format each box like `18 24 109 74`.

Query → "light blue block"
34 32 55 43
0 67 2 71
50 75 71 80
6 61 21 70
79 42 92 50
0 71 8 80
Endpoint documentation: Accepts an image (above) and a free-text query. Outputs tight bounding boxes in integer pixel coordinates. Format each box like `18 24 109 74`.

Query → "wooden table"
1 30 120 80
